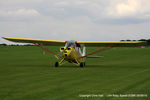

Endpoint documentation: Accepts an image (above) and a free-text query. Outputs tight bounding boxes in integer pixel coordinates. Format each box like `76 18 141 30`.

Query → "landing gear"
55 62 59 67
80 62 85 67
54 59 65 67
55 60 85 68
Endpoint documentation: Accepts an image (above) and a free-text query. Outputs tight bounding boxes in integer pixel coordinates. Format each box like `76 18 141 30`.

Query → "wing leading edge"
77 41 146 47
2 37 66 46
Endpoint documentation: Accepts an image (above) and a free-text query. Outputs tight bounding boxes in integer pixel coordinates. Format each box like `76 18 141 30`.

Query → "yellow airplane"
2 37 146 67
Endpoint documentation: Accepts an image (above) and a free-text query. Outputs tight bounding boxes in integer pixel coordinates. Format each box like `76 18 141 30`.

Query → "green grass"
0 46 150 100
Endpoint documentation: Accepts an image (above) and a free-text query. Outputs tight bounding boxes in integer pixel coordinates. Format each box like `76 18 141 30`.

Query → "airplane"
2 37 146 67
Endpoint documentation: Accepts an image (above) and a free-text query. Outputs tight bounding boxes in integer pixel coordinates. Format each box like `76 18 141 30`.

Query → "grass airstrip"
0 46 150 100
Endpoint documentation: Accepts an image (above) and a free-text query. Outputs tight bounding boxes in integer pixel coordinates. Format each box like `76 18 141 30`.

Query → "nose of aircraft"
59 47 72 58
63 48 72 57
64 53 68 57
63 50 69 57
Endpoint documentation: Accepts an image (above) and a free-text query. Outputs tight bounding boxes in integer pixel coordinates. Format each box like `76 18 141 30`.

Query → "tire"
55 62 59 67
80 62 84 67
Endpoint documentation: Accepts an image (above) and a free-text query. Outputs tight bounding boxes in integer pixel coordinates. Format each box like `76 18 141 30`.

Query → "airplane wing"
2 37 66 46
77 41 146 47
2 37 146 47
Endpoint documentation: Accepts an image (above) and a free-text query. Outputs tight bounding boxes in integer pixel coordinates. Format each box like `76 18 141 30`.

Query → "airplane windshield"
65 41 76 48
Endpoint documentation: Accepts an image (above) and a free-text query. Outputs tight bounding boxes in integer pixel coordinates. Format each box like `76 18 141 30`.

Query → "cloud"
1 0 150 44
36 0 150 24
1 0 150 24
0 9 39 17
107 0 140 17
106 0 150 21
0 9 40 21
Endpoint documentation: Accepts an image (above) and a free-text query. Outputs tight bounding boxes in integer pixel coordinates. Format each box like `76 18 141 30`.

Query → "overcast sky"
0 0 150 44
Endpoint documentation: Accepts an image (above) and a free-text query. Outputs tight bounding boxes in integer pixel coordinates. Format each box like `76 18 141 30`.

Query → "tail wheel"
80 62 85 67
55 62 59 67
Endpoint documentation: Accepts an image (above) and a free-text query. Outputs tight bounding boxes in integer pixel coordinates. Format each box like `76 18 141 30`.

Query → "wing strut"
81 45 113 58
32 42 58 56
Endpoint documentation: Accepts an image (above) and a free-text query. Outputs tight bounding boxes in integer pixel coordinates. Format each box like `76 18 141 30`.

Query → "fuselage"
59 41 84 64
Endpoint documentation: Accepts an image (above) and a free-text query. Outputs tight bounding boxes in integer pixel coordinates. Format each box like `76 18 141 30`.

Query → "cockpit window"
65 41 76 48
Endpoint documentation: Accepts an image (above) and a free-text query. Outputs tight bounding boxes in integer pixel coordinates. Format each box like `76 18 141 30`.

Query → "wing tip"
2 37 8 39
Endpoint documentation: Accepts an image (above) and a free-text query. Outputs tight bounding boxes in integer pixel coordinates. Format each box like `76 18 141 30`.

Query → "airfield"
0 46 150 100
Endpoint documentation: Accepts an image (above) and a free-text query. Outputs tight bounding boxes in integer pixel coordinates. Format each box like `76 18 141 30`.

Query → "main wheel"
80 62 84 67
55 62 59 67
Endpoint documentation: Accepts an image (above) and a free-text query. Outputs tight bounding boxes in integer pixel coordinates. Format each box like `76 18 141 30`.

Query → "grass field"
0 46 150 100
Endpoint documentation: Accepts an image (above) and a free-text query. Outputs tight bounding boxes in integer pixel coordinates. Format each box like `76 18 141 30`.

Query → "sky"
0 0 150 44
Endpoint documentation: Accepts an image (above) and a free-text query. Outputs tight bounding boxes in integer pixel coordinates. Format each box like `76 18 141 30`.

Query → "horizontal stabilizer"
87 56 104 58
